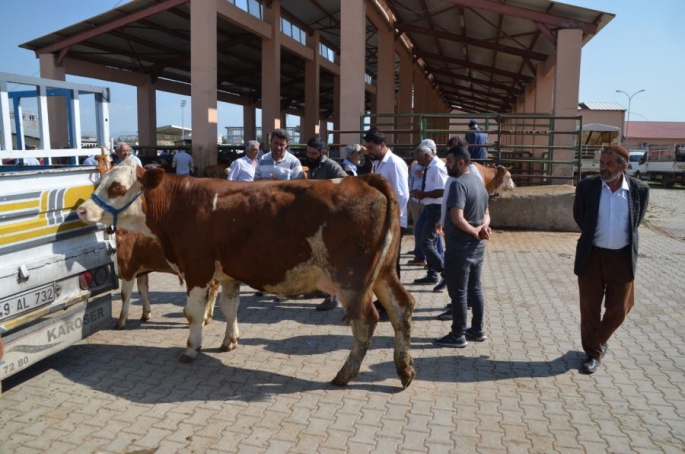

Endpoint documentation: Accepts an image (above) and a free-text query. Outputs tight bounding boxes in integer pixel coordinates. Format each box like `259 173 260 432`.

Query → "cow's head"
77 158 164 234
493 166 516 195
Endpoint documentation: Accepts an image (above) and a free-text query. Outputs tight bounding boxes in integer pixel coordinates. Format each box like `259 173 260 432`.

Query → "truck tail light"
79 266 110 290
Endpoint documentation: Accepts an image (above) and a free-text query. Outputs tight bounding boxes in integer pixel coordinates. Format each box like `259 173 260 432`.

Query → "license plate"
0 283 56 322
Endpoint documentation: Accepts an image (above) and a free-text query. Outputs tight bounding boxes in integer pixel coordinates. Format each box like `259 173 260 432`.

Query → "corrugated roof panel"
579 102 625 111
626 122 685 140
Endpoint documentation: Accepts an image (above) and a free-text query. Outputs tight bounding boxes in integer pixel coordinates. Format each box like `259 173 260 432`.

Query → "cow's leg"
373 272 416 389
332 296 376 387
179 285 212 363
218 280 241 352
116 279 136 330
204 280 219 325
137 273 152 322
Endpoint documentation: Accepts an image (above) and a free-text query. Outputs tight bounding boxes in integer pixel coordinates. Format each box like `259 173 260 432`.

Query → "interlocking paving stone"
1 187 684 452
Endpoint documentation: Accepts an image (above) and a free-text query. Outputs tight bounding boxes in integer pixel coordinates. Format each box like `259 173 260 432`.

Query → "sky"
1 0 683 139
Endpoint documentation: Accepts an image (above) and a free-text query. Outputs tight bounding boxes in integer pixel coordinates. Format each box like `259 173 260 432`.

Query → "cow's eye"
107 181 128 199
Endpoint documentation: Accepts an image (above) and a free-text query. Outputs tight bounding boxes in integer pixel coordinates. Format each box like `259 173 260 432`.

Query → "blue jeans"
444 243 485 337
419 204 444 277
414 209 444 261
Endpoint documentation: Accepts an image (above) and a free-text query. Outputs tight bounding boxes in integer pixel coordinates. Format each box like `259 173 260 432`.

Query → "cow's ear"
138 167 164 189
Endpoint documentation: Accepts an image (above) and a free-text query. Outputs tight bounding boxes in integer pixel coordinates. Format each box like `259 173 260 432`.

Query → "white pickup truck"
0 73 117 393
636 144 685 188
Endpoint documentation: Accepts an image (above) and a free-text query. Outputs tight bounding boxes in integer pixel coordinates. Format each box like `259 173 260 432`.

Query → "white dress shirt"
594 176 630 249
373 149 409 228
228 155 257 181
420 157 448 206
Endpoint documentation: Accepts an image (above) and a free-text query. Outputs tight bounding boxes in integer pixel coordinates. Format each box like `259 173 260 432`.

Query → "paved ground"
1 186 684 453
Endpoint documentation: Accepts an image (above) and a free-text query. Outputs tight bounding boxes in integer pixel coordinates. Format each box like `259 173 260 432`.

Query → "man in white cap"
410 141 448 288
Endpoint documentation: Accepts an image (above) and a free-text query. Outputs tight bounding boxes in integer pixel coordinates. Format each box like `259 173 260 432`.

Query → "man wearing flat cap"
573 144 649 374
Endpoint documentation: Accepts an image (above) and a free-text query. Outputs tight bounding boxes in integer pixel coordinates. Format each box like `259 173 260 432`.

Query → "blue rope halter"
90 189 145 232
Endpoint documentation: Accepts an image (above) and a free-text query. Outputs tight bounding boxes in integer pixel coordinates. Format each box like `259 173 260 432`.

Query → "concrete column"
39 54 69 149
261 1 282 144
243 100 256 142
302 30 321 139
136 79 157 148
319 119 329 148
516 95 525 146
398 49 413 144
374 20 395 143
552 29 582 182
413 67 425 141
338 0 366 145
535 63 554 174
190 0 218 172
332 74 341 145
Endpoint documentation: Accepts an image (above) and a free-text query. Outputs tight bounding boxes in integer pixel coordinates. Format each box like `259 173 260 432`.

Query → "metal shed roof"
20 0 614 116
579 102 625 111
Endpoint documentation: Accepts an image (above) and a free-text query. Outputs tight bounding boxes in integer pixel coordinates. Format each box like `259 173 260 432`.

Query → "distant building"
578 102 625 133
624 122 685 148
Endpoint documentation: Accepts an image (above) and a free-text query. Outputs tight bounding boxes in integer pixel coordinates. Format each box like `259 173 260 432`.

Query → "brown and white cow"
418 158 515 196
471 162 516 195
77 159 416 388
114 228 218 329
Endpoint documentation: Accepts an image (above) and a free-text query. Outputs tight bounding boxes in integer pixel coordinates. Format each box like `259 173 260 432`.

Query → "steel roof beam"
442 90 505 107
398 24 548 61
33 0 189 56
440 0 598 34
429 68 522 94
419 51 533 82
439 84 512 102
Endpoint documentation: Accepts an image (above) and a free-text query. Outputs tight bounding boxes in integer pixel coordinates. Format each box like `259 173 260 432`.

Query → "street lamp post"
180 100 187 143
616 89 645 146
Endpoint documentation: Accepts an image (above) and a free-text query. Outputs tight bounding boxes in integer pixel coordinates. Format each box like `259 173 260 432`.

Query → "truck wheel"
663 174 674 188
634 171 641 180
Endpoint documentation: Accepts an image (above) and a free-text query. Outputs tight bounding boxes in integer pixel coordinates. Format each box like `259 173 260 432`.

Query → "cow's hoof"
141 314 151 322
203 318 212 326
114 323 125 330
399 367 416 389
220 341 238 352
178 354 195 363
331 375 350 387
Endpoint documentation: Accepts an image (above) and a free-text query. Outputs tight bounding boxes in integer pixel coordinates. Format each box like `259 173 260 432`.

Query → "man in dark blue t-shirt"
465 119 487 162
434 138 491 348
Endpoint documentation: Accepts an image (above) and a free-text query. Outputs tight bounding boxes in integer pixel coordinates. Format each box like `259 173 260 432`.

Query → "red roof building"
625 121 685 146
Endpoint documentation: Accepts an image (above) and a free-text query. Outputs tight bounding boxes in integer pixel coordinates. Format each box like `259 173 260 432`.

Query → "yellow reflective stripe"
0 219 86 247
0 200 40 212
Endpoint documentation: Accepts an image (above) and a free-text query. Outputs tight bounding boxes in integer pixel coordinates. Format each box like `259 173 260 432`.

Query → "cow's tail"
362 174 400 292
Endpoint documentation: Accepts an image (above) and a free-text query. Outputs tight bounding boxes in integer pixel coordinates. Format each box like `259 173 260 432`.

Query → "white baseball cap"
419 138 437 153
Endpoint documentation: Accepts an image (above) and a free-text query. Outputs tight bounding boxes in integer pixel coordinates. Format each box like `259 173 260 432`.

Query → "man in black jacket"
573 145 649 374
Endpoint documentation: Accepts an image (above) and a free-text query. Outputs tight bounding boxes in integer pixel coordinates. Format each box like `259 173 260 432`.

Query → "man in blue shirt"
172 149 194 176
465 119 487 163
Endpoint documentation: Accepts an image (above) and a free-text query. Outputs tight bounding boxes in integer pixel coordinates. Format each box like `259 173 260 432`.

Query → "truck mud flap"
0 294 114 388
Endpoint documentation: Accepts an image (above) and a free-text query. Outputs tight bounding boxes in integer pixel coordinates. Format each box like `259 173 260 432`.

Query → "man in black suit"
573 145 649 374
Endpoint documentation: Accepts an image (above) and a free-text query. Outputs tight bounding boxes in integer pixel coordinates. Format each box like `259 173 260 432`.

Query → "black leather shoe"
582 356 600 374
432 278 447 292
414 275 439 284
602 343 608 356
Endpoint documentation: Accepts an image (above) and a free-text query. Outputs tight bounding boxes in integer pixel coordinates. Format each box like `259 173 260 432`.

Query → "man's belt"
591 245 629 254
